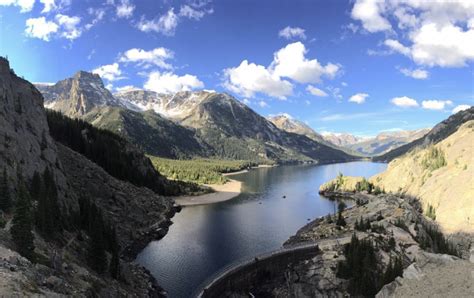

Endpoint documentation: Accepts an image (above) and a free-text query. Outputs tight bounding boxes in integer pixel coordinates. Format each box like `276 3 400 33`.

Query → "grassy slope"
370 120 474 233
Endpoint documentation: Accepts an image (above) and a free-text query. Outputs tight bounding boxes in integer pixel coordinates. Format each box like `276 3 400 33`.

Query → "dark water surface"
137 161 387 297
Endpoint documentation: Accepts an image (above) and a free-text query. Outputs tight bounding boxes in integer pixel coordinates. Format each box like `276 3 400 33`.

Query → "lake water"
136 161 387 297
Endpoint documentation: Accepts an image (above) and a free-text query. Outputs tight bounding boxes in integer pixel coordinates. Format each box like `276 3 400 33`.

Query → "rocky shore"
201 186 472 297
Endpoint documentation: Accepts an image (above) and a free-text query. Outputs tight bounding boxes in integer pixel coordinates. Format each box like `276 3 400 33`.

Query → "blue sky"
1 0 473 136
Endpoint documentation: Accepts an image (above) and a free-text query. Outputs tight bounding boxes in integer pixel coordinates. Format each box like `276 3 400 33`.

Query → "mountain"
36 71 121 117
373 107 474 161
321 129 430 156
0 57 176 296
322 132 365 147
350 129 430 156
267 114 326 143
371 119 474 234
39 72 356 163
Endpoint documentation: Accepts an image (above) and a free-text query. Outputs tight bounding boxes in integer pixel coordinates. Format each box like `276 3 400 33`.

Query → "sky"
0 0 473 137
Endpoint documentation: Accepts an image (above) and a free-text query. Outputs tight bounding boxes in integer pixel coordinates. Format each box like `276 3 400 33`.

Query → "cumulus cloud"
25 17 59 41
399 67 429 79
55 14 82 40
144 71 204 94
25 13 83 41
116 85 139 92
138 3 212 36
421 100 453 110
137 8 179 36
391 96 419 108
271 42 340 84
223 60 293 99
258 101 268 108
351 0 392 33
349 93 369 104
452 104 471 114
40 0 56 13
116 0 135 18
92 63 124 81
278 26 306 40
119 47 174 69
351 0 474 67
306 85 328 97
0 0 35 12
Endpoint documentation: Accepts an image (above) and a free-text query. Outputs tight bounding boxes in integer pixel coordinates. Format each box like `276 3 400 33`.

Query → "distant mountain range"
267 113 430 157
37 71 355 163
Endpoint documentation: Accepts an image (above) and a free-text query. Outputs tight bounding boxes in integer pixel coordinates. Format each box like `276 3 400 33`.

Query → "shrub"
425 204 436 221
421 146 447 171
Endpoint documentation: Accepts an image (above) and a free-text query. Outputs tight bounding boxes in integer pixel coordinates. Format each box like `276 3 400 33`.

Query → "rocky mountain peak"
37 70 119 117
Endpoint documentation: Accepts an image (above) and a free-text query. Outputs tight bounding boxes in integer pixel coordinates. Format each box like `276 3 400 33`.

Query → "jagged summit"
36 70 119 117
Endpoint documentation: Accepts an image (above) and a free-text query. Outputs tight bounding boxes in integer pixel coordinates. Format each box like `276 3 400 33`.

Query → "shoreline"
174 164 275 206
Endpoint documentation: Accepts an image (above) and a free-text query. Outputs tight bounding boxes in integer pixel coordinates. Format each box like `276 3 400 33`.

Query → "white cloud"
179 4 212 20
85 8 106 30
452 104 471 114
351 1 474 67
349 93 369 104
306 85 328 97
399 68 429 79
278 26 306 40
55 14 82 40
138 4 212 36
223 60 293 99
40 0 56 13
351 0 391 33
421 100 453 110
271 42 340 84
137 8 178 36
258 101 268 108
25 17 59 41
119 47 174 69
391 96 419 108
384 39 410 56
116 0 135 19
144 71 204 94
92 63 124 81
0 0 35 12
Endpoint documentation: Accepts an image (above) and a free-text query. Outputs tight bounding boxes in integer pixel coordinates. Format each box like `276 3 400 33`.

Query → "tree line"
1 167 120 278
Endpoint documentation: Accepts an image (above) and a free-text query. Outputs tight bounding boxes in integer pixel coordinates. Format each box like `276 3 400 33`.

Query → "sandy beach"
174 179 242 206
174 164 275 206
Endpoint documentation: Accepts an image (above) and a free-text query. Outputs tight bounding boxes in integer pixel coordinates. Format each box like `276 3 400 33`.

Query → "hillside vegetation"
148 157 258 184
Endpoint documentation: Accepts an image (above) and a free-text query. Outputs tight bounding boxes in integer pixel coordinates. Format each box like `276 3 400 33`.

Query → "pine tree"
0 167 11 212
88 211 107 274
35 168 61 238
109 227 120 279
10 178 35 260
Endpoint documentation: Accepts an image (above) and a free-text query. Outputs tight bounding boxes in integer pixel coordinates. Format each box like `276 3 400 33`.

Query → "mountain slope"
349 129 429 156
371 120 474 233
82 106 210 158
373 107 474 161
267 114 326 143
322 132 365 147
0 57 176 296
40 73 356 163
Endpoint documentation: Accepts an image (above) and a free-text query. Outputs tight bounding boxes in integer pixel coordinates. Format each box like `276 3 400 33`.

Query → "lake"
136 161 387 297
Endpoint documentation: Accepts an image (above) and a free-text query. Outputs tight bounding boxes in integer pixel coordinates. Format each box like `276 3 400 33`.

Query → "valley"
1 1 473 297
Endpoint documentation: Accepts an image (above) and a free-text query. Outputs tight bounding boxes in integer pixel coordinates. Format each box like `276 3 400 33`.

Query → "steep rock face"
37 71 120 117
373 107 473 161
0 57 69 208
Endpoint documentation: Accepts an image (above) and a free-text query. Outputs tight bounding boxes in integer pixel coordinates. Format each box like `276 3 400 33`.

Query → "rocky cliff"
0 58 176 296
